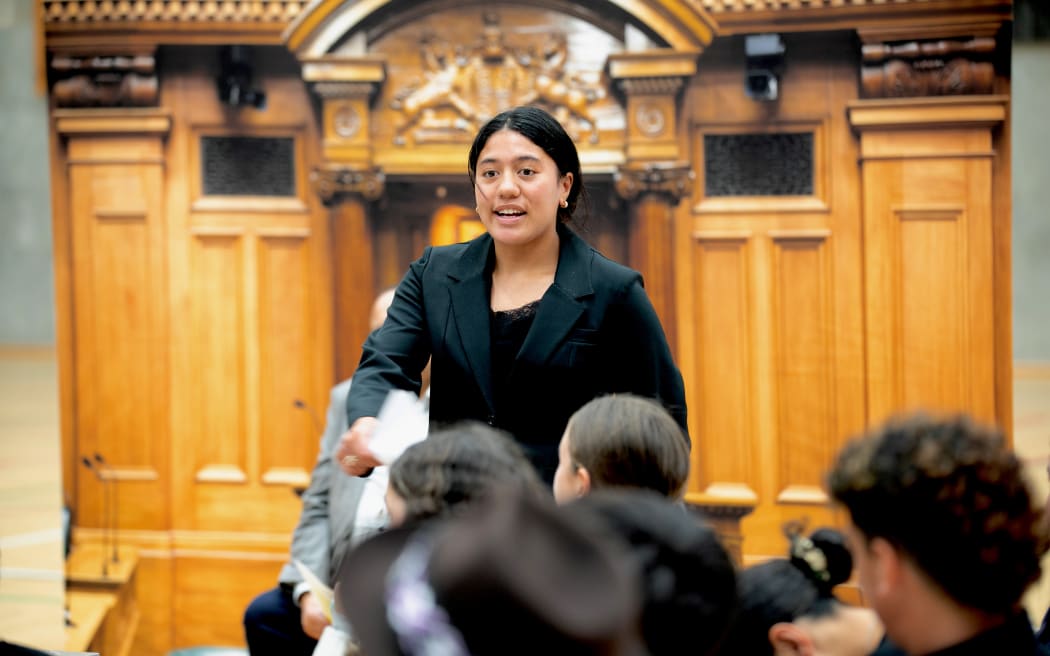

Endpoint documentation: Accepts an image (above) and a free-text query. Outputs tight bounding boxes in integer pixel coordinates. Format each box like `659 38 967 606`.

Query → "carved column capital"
606 50 698 163
310 166 385 204
615 162 694 205
300 56 386 185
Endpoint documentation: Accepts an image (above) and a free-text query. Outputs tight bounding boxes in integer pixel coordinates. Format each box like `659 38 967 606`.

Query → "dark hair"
721 526 853 656
828 413 1048 613
567 489 738 656
339 488 643 656
389 421 544 523
567 394 690 498
467 105 584 224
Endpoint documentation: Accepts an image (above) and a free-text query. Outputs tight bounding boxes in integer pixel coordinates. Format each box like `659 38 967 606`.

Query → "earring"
559 199 568 209
475 206 479 213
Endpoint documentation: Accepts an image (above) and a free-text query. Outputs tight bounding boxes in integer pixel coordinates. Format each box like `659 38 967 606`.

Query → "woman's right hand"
334 416 382 476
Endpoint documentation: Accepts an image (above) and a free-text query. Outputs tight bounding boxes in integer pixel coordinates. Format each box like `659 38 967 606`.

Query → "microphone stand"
94 453 119 565
293 398 324 436
81 456 109 578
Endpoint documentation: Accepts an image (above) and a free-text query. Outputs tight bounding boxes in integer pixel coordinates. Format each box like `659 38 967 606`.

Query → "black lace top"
490 300 541 415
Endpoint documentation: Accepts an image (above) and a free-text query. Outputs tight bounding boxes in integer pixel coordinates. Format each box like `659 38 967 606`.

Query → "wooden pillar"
848 96 1007 427
615 162 692 354
607 52 698 353
302 57 386 381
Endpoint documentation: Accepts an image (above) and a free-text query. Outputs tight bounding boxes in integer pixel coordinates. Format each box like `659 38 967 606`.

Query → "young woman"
336 105 687 483
721 525 886 656
552 393 690 503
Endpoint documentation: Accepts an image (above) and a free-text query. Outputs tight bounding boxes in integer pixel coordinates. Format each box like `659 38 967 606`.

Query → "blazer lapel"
448 234 496 412
516 226 593 367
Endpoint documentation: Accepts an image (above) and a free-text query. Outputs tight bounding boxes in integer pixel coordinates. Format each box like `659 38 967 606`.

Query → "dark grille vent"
201 136 295 197
704 132 813 197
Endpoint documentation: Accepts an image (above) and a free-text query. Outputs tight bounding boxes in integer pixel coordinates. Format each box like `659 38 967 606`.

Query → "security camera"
744 34 785 102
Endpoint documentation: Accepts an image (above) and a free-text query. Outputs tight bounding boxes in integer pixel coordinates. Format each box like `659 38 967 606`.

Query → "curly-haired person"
827 413 1050 656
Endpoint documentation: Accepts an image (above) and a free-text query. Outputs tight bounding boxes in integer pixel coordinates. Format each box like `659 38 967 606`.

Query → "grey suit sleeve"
278 379 352 587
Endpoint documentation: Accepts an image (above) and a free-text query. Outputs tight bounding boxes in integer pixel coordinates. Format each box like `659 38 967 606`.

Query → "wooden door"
678 34 866 557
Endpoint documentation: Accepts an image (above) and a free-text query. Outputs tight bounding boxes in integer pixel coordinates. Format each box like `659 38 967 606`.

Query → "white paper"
294 559 335 623
369 389 429 465
312 625 355 656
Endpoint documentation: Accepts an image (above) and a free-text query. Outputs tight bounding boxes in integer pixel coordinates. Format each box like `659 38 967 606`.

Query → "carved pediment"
384 12 608 146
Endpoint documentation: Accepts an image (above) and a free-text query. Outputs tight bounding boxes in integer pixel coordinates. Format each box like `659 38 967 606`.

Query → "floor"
0 349 1048 647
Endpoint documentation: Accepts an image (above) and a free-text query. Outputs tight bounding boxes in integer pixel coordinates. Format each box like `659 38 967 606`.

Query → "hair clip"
385 532 470 656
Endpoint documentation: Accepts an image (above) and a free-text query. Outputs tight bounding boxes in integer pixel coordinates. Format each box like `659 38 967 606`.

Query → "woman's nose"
497 173 519 196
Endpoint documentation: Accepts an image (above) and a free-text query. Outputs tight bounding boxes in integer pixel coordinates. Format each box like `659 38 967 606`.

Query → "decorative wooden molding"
53 108 172 136
860 37 996 98
705 0 1010 38
847 95 1008 132
51 53 158 107
285 0 716 58
615 161 694 204
310 166 386 203
44 0 308 48
607 51 699 163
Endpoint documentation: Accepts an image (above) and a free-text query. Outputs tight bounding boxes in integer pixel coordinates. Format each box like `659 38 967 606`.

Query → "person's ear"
868 536 902 600
574 465 591 498
769 622 814 656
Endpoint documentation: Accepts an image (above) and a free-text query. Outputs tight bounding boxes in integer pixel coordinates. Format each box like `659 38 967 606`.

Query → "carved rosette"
614 162 694 204
50 53 158 107
860 37 996 98
311 166 385 204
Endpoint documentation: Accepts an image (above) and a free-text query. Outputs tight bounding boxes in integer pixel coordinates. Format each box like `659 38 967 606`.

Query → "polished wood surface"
38 1 1017 652
678 32 867 555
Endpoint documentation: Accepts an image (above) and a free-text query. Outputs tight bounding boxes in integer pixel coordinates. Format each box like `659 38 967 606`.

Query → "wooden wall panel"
680 32 864 557
257 233 317 484
854 105 1003 427
68 138 169 531
771 233 833 506
189 234 246 480
689 233 757 500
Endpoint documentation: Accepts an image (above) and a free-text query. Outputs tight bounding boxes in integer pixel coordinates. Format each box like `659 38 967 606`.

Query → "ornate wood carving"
860 37 997 98
615 161 693 204
51 54 158 108
44 0 306 23
386 13 606 146
607 51 698 163
310 166 385 204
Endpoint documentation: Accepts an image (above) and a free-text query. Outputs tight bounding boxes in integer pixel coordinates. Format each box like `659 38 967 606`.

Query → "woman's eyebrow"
478 154 543 166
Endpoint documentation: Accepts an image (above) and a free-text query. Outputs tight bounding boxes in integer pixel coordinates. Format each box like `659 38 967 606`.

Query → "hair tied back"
783 520 832 591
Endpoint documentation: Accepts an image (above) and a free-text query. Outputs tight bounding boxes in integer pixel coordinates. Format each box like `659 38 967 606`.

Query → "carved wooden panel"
356 6 626 174
68 137 169 531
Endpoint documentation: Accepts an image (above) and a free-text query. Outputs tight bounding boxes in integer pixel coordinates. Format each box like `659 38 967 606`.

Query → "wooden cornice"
43 0 309 50
53 107 172 136
847 95 1008 132
42 0 1012 56
702 0 1011 38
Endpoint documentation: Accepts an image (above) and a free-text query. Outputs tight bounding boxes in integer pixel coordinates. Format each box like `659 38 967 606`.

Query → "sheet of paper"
293 559 334 623
369 389 429 465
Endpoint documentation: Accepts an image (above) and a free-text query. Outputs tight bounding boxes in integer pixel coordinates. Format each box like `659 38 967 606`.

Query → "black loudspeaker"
744 34 785 102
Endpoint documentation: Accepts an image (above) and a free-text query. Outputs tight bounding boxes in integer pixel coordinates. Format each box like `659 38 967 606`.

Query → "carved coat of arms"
390 13 605 145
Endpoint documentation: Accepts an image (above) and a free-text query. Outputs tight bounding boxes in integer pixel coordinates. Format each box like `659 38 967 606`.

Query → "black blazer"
347 224 688 481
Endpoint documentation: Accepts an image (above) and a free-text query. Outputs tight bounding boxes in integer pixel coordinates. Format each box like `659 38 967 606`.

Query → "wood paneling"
853 99 1004 425
680 33 864 555
689 232 757 501
66 132 170 532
